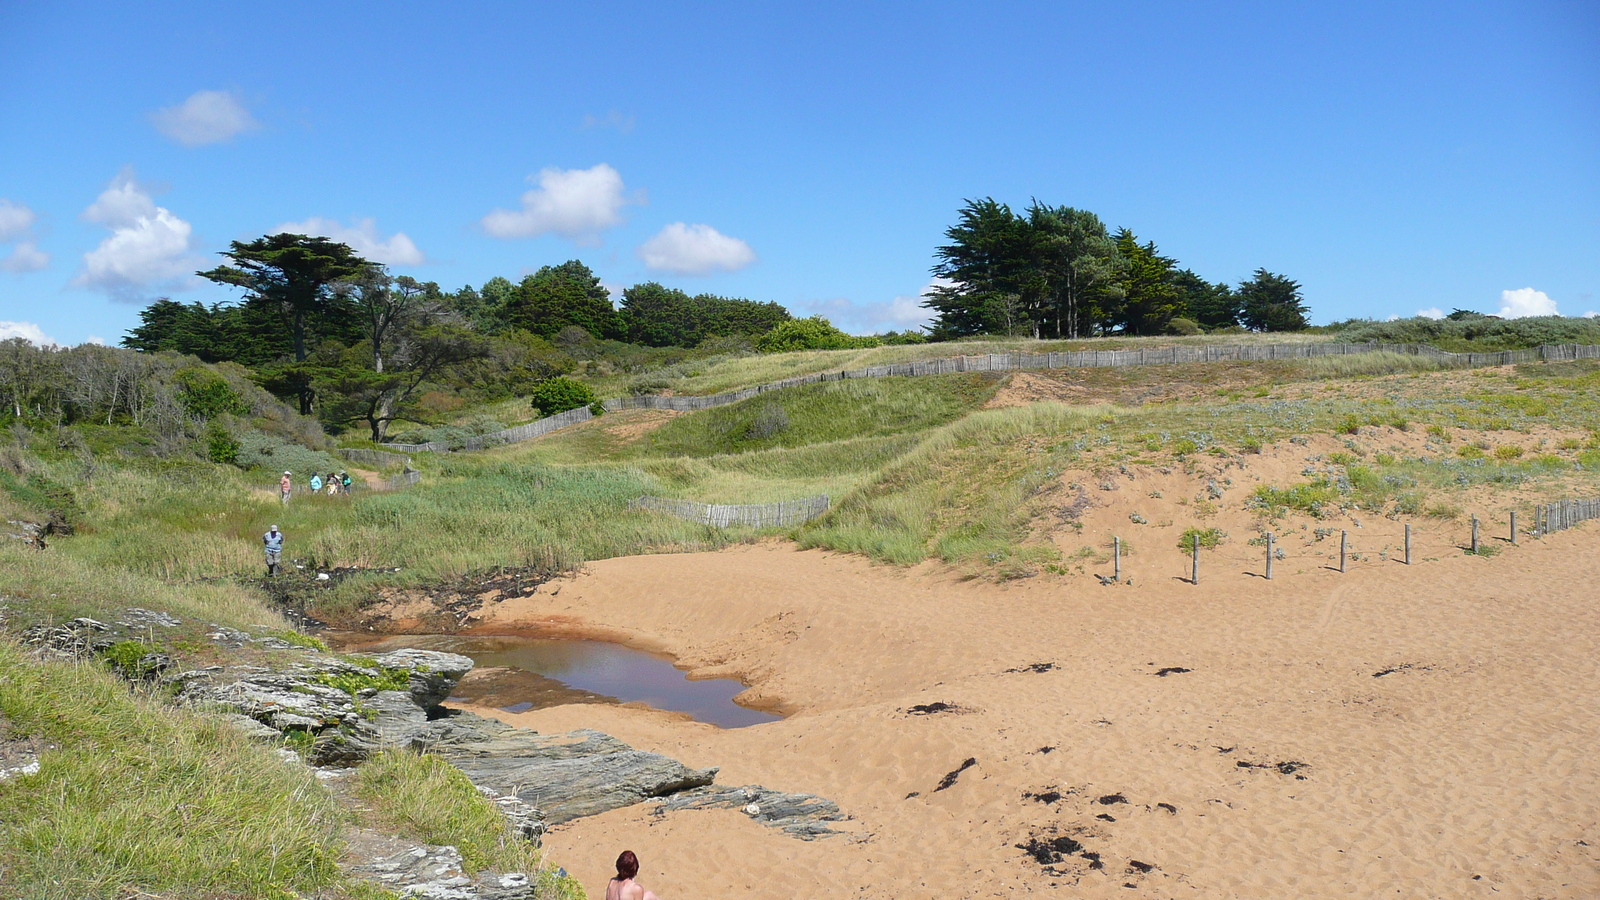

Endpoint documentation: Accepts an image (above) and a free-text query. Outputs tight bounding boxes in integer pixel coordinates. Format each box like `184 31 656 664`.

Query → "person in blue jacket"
309 473 323 493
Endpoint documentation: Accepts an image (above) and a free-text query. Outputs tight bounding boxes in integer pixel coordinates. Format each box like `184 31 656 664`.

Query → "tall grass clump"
0 640 345 899
1295 351 1447 378
800 402 1107 564
355 750 580 900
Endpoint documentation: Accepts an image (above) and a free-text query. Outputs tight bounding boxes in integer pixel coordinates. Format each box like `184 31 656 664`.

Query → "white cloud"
480 164 634 244
580 110 636 133
151 90 260 146
72 168 201 300
636 223 756 275
789 279 944 335
1417 307 1446 319
1 241 50 273
0 200 50 272
1583 311 1598 319
273 216 424 266
0 199 36 243
1384 314 1400 322
0 321 58 346
83 335 106 345
1497 287 1559 319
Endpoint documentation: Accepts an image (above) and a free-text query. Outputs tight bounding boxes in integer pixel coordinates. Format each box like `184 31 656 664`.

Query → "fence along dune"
381 342 1600 454
1539 497 1600 534
628 495 830 528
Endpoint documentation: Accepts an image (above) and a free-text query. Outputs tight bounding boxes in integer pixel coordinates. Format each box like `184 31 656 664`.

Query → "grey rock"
454 749 718 825
443 727 631 761
656 784 846 840
347 844 543 900
413 710 517 751
371 649 476 708
181 672 359 732
117 608 181 629
19 619 113 660
366 689 430 749
219 712 283 741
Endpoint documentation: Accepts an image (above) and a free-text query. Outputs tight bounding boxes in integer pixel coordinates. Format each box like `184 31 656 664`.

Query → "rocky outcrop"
453 746 718 826
370 648 475 708
655 784 851 840
348 844 554 900
176 648 466 767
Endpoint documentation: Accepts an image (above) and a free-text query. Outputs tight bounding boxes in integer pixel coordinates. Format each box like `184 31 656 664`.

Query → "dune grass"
355 750 582 899
0 640 347 899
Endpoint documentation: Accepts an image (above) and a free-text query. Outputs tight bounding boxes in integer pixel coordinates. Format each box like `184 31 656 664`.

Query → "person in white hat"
263 525 284 576
279 471 292 504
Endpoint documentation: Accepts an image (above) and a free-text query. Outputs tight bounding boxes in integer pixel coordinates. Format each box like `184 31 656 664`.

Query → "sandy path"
460 531 1600 899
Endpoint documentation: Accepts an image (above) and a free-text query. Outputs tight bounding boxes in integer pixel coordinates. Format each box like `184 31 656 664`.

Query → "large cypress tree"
504 261 621 340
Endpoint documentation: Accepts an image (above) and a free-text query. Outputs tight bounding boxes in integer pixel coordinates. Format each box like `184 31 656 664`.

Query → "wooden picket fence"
382 342 1600 454
628 495 830 528
1537 498 1600 535
336 448 413 468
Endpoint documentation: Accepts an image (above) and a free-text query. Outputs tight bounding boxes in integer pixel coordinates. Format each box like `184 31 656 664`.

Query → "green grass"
0 639 346 899
355 750 581 900
627 373 1002 457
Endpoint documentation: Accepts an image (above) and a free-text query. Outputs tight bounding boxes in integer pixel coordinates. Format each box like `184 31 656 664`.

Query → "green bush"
174 368 249 420
1338 314 1600 352
756 316 880 353
204 421 239 465
528 377 598 417
1165 317 1202 336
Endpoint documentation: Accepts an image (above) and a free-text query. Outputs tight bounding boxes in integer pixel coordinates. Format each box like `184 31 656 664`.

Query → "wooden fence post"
1113 537 1121 581
1265 533 1274 580
1404 523 1412 565
1191 533 1200 585
1510 511 1517 545
1471 516 1479 554
1339 530 1348 572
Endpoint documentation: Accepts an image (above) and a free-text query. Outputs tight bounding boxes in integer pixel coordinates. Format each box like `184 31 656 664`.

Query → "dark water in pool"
331 633 780 729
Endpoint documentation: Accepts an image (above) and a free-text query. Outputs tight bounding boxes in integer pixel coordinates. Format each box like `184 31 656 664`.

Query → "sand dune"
462 526 1600 898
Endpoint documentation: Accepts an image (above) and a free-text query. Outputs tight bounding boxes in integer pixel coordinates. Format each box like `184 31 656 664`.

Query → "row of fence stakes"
1112 511 1552 586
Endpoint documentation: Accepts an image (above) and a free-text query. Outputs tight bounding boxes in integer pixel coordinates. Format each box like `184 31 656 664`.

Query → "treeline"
121 235 807 442
925 199 1310 339
0 339 325 461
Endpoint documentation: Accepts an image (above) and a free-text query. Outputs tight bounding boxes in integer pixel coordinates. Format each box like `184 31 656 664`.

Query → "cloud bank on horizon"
1414 288 1595 321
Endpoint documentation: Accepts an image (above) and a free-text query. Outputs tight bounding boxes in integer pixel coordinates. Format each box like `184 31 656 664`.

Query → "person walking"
325 472 340 496
604 851 662 900
310 473 323 494
263 525 284 576
340 471 352 494
280 471 293 504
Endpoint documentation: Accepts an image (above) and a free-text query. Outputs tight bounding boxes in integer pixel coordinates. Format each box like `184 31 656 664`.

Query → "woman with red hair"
605 850 663 900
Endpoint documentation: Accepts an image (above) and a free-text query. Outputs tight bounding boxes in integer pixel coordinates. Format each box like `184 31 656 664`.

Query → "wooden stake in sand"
1113 537 1121 581
1191 533 1200 585
1510 511 1518 545
1404 523 1412 565
1471 516 1479 554
1265 533 1274 580
1339 530 1348 573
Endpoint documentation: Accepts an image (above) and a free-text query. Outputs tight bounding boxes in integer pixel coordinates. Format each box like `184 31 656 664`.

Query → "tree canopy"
925 198 1307 337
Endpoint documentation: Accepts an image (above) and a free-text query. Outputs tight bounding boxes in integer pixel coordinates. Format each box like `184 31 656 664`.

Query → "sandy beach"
451 522 1600 899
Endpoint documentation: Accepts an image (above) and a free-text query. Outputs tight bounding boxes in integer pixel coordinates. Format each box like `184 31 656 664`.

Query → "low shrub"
528 377 598 417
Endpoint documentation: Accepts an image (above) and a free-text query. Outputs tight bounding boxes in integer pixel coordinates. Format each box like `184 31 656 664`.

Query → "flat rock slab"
347 844 544 900
656 784 849 840
453 750 718 825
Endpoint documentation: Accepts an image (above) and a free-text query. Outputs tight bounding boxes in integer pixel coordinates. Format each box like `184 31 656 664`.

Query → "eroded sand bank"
457 533 1600 899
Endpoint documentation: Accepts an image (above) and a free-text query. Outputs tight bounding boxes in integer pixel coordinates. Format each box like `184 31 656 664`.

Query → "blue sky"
2 1 1596 345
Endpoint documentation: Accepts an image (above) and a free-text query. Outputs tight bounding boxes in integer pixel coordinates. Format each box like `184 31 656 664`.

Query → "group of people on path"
277 470 351 503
